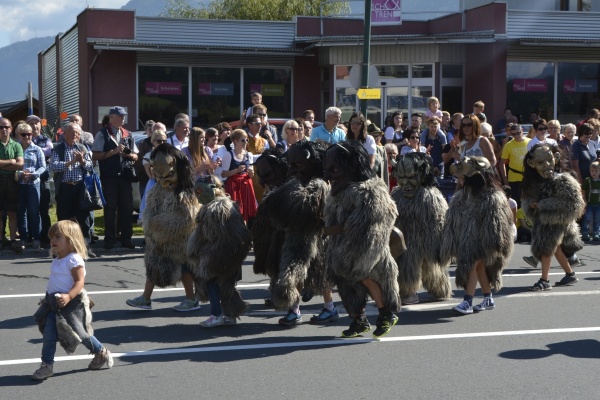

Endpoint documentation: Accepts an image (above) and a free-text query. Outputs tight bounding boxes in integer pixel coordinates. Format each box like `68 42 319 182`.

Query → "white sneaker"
473 297 495 312
200 315 225 328
452 300 473 314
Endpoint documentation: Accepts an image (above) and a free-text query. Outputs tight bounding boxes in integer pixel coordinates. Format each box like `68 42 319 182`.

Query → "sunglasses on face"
257 113 266 117
461 122 473 127
537 126 548 131
250 122 261 125
20 133 32 137
288 127 299 131
350 121 362 126
409 136 419 139
155 139 166 144
0 126 10 130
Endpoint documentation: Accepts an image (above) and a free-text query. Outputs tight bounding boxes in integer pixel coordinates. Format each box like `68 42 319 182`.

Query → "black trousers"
101 176 133 243
39 179 51 243
56 182 91 240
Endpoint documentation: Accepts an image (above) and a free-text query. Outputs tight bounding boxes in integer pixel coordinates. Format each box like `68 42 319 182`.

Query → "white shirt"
364 135 377 155
46 253 86 294
169 134 189 150
527 136 557 151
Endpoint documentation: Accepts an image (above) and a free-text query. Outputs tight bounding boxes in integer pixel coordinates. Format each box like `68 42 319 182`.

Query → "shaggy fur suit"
187 197 251 318
441 187 514 291
521 173 584 260
325 177 401 317
391 186 452 299
143 185 200 287
255 178 330 311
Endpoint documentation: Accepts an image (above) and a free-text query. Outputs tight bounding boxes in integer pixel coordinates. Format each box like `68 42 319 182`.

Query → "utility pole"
360 0 372 116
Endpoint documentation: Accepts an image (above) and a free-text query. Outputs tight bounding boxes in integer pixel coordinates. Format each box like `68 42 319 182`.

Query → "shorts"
0 174 18 212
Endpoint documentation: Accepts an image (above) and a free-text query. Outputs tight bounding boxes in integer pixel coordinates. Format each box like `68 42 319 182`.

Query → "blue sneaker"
309 307 339 324
278 310 302 326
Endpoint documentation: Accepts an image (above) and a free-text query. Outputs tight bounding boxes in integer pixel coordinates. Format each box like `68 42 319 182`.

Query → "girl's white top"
47 253 86 294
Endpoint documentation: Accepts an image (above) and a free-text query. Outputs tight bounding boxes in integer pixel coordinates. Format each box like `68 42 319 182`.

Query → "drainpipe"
88 50 101 133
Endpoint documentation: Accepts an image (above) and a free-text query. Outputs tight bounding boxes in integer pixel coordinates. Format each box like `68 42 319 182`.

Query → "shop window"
377 65 409 79
412 64 433 78
192 67 240 127
506 61 555 124
243 68 292 119
557 62 600 122
138 66 189 130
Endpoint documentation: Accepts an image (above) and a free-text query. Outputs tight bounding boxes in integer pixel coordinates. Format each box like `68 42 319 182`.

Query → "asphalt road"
1 242 599 399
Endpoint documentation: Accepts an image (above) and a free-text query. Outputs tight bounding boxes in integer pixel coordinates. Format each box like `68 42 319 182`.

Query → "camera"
122 147 132 155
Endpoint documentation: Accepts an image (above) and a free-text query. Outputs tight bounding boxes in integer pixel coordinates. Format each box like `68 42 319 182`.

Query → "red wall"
464 42 508 125
293 53 323 120
77 9 136 132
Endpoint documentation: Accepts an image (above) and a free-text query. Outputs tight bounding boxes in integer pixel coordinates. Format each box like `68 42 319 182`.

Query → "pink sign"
512 79 548 93
145 82 182 95
372 0 402 26
198 83 212 96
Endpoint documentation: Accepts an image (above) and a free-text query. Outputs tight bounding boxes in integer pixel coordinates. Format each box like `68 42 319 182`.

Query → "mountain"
0 36 54 103
0 0 208 104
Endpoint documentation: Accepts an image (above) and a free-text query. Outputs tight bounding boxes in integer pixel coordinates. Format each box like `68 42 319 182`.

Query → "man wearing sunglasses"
527 119 557 151
499 123 530 206
0 118 24 252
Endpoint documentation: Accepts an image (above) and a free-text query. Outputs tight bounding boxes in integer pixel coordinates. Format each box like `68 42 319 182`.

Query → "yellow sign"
356 88 381 100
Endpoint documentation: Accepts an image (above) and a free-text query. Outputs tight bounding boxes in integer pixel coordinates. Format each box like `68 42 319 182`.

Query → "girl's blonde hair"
48 220 88 259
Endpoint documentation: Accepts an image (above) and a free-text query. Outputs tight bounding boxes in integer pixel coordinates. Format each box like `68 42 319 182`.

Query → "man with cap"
27 115 53 247
92 106 138 249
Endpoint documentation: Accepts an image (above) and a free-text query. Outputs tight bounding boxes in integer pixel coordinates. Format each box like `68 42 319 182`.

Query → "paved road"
1 242 599 399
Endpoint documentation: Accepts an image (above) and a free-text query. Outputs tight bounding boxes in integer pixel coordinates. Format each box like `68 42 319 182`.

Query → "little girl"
32 220 113 380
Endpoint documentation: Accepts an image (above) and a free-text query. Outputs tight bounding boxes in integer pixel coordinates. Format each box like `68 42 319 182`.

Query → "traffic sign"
356 88 381 100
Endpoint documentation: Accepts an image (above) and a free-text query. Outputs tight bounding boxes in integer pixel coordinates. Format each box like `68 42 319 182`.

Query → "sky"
0 1 129 48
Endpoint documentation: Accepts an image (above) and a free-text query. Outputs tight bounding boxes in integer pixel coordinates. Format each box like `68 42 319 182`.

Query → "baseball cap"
26 115 41 124
108 106 128 116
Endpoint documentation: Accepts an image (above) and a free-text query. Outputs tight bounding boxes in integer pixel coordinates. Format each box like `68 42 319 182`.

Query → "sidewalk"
0 236 145 258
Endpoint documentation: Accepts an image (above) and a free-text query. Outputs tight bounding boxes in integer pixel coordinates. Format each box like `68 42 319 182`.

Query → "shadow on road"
499 339 600 360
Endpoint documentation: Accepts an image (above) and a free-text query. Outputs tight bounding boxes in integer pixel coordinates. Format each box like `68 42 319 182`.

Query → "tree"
162 0 349 21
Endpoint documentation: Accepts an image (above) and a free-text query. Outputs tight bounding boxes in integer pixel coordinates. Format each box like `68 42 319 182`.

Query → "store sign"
145 82 182 95
512 79 548 92
198 83 234 96
249 84 284 97
372 0 402 26
564 79 598 93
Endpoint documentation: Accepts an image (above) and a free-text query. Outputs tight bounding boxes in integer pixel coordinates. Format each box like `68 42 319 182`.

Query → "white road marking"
2 271 598 299
2 326 600 367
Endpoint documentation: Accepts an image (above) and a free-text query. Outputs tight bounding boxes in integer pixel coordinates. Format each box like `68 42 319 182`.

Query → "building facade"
39 3 600 133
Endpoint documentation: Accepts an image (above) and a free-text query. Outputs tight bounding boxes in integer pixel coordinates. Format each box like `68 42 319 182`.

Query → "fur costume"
34 290 94 354
440 157 514 291
252 149 288 279
390 153 451 299
324 177 401 317
263 177 330 310
143 145 200 287
521 152 584 259
187 197 251 318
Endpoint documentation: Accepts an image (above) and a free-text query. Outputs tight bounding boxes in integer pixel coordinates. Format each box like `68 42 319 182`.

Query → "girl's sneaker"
31 363 53 380
89 347 114 370
473 297 495 312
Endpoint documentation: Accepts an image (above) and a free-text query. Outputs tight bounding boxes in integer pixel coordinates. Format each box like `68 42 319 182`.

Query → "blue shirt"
19 143 46 185
309 124 346 144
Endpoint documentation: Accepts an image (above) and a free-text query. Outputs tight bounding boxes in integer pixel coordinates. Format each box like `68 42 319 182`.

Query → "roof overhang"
297 30 498 49
88 38 307 56
519 37 600 47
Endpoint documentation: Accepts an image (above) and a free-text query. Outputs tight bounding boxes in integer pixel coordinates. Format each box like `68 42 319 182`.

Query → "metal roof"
295 30 498 46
